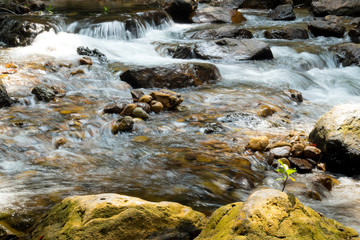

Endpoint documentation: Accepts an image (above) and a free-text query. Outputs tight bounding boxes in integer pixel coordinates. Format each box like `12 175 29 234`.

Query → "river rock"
194 38 273 61
150 89 183 110
247 136 269 151
120 63 221 88
0 80 12 108
291 143 304 157
209 0 243 8
29 1 46 11
268 4 296 21
162 0 198 23
191 25 253 40
77 46 107 63
284 89 304 102
309 104 360 175
269 146 291 158
265 27 309 40
170 46 193 59
112 116 134 134
131 107 149 120
330 43 360 67
31 83 56 102
120 103 137 116
135 102 151 113
139 9 170 27
349 22 360 43
131 89 144 101
311 0 360 17
150 101 164 113
195 189 358 240
30 193 206 240
78 57 93 66
192 7 246 24
0 16 52 47
303 145 321 159
103 102 126 114
138 95 153 103
288 157 313 173
308 17 346 38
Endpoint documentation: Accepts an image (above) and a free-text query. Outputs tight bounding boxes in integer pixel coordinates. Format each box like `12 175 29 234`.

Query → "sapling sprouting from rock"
276 159 297 192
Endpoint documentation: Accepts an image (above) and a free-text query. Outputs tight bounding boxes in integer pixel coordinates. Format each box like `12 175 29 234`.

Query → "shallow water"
0 5 359 235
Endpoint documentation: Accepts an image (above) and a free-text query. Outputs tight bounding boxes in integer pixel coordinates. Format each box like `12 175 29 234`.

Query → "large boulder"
191 25 253 40
30 193 206 240
311 0 360 17
161 0 197 23
194 38 273 61
0 80 12 108
309 104 360 175
330 43 360 66
308 16 346 38
195 189 359 240
192 7 246 24
120 63 221 88
268 4 296 21
0 16 52 47
264 26 309 40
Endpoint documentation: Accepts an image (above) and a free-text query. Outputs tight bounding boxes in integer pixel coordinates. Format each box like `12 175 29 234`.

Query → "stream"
0 0 360 235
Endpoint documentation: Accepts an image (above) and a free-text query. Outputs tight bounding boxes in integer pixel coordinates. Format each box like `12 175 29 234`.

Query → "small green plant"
46 4 53 15
103 6 109 14
276 159 297 192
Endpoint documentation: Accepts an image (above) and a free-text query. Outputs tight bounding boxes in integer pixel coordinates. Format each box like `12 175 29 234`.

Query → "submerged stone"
0 80 12 108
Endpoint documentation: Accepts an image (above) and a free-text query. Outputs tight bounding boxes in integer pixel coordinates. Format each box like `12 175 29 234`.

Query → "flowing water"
0 2 360 235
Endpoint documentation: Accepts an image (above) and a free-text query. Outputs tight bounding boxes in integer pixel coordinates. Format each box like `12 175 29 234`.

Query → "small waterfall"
66 10 172 40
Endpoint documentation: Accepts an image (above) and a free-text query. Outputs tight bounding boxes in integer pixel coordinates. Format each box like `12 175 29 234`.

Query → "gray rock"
309 104 360 175
31 83 56 102
192 7 246 24
330 43 360 66
308 17 346 38
264 27 309 40
269 146 291 158
120 63 221 89
311 0 360 17
194 38 273 61
268 4 296 21
191 25 253 40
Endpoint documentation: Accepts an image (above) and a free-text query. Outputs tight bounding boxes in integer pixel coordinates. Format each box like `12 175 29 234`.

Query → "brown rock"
130 89 144 101
265 27 309 40
247 136 269 151
120 103 137 116
291 143 305 157
150 101 164 113
139 94 153 103
303 145 321 159
78 57 92 65
288 157 313 173
71 69 85 75
134 102 151 113
192 7 246 24
150 89 183 110
308 17 346 38
103 102 126 114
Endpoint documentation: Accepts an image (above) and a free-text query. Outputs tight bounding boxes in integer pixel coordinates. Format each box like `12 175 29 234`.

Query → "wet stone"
203 122 226 134
269 146 291 158
103 102 126 114
288 157 313 173
291 143 305 157
112 116 134 134
247 136 269 152
150 101 164 113
131 89 145 101
134 102 151 114
31 83 56 102
139 95 152 103
0 80 12 108
120 104 137 116
77 46 107 63
78 57 92 66
303 145 321 159
150 89 183 110
284 89 304 103
131 107 149 120
268 4 296 21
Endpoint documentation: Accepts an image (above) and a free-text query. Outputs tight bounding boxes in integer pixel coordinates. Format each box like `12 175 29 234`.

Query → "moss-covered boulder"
309 104 360 175
196 189 359 240
30 194 207 240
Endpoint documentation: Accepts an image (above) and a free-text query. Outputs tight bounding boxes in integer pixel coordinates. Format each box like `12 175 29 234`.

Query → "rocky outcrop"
309 104 360 175
120 63 221 88
194 38 273 61
195 189 359 240
0 80 12 108
191 25 253 40
0 16 52 47
192 7 246 24
30 193 206 240
308 16 346 38
161 0 197 23
264 26 309 40
77 46 108 63
311 0 360 17
330 43 360 66
268 4 296 21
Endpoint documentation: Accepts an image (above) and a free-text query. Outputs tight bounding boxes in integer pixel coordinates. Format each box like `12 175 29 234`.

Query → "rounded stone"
247 136 269 152
131 107 149 120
